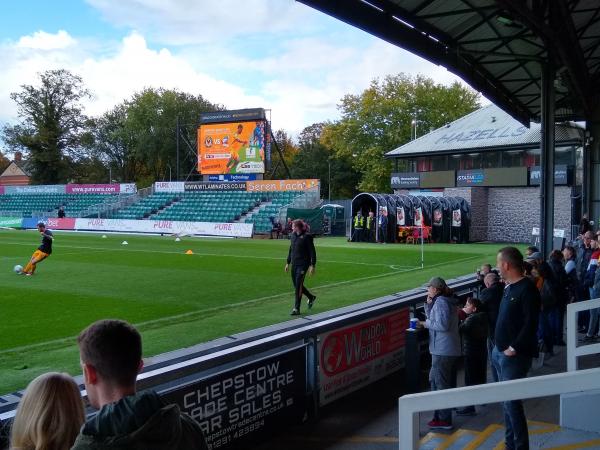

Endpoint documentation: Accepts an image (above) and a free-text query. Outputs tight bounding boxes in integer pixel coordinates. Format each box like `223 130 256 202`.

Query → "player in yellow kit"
22 222 53 275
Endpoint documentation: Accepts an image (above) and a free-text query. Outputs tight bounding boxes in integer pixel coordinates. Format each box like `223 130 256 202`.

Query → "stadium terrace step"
418 421 600 449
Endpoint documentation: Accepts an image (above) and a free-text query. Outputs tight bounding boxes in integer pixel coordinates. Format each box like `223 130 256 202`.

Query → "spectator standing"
576 232 594 293
456 297 488 416
585 253 600 341
476 263 494 288
579 213 592 235
10 372 85 450
57 206 66 218
285 219 317 315
72 319 208 450
365 211 375 242
351 211 364 242
534 259 559 356
419 277 461 430
548 250 568 345
377 209 388 243
493 247 541 450
480 272 504 382
563 245 578 303
284 217 293 239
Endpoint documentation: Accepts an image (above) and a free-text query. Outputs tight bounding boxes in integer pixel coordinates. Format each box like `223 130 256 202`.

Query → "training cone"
122 241 128 245
175 237 181 242
102 235 107 239
185 249 193 255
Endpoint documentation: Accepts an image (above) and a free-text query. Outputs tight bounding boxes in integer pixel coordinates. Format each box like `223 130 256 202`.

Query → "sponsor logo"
87 219 105 226
214 223 233 231
153 220 173 229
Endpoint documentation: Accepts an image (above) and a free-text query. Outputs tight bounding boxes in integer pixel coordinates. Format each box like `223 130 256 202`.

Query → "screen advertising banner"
199 121 266 175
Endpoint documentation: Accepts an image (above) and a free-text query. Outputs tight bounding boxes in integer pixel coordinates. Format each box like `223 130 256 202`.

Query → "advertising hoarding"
391 172 420 188
198 121 266 175
208 174 257 182
318 309 409 405
0 217 22 228
161 347 306 449
154 182 185 193
4 185 66 194
456 168 527 187
529 165 570 185
184 182 247 192
246 179 319 192
71 218 253 238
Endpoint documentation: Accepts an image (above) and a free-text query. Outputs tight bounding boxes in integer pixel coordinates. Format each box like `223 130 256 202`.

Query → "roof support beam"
497 0 595 116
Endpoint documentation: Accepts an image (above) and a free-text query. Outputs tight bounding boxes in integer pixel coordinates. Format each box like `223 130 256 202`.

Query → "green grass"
0 229 507 394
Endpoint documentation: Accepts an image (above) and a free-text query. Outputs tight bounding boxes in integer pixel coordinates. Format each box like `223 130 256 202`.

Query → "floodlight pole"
176 115 180 181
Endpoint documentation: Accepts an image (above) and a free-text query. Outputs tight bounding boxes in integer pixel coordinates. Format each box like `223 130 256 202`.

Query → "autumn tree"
1 69 92 184
321 74 480 192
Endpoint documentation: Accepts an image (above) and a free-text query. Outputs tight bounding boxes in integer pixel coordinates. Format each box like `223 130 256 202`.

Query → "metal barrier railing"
567 297 600 371
398 368 600 450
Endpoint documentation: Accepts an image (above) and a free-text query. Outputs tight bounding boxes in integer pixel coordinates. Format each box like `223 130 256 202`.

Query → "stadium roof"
385 104 584 158
296 0 600 125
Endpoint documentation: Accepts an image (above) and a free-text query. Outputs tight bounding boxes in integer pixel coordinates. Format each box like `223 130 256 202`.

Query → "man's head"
37 222 46 232
496 247 524 282
525 251 543 264
480 263 492 274
292 219 306 234
484 272 499 288
237 124 243 133
78 319 143 408
464 297 482 314
525 246 539 257
584 231 594 247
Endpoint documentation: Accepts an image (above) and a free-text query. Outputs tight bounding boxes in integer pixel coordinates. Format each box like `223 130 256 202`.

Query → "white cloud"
17 30 76 50
85 0 310 45
0 25 478 142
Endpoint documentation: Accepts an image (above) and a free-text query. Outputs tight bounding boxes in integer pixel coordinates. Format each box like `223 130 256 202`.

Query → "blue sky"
0 0 466 138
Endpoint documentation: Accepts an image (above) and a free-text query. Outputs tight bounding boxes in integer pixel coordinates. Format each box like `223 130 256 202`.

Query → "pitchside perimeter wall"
0 276 479 450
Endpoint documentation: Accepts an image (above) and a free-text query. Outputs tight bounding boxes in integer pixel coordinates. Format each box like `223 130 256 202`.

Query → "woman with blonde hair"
10 372 85 450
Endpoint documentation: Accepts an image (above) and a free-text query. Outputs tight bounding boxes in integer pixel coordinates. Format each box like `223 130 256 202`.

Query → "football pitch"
0 229 507 394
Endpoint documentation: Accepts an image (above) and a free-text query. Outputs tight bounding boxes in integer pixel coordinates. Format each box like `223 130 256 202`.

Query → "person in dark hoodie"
71 319 207 450
456 297 488 416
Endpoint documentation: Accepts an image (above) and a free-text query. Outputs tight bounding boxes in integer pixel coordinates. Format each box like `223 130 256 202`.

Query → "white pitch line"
1 241 406 268
0 254 482 356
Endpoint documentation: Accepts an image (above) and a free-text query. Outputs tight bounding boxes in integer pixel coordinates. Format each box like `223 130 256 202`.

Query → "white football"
14 264 23 274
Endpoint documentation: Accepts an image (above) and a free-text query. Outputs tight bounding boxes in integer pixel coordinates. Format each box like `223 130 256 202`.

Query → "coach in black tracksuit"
285 219 317 315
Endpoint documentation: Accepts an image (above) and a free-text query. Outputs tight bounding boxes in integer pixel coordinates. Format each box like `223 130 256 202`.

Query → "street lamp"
328 157 331 203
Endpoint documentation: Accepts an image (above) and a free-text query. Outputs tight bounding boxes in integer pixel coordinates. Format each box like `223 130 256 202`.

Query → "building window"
416 158 432 172
502 151 523 167
483 152 500 168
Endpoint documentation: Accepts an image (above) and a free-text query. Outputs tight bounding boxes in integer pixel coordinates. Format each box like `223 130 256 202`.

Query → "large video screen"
198 120 266 174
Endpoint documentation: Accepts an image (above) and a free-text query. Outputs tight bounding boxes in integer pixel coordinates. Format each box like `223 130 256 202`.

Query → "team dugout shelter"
385 104 584 243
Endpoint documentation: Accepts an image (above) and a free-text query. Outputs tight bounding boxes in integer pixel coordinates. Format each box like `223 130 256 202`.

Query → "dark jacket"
287 231 317 268
479 282 503 341
71 390 207 450
459 311 488 356
549 258 569 307
576 245 593 281
495 277 541 358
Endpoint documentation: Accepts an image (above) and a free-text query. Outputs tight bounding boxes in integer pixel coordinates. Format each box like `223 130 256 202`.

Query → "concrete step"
419 421 600 449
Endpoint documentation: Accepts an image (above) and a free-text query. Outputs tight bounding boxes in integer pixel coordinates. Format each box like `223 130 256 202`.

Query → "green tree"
1 69 91 184
89 88 219 184
321 74 480 192
269 129 297 180
0 151 9 174
292 123 360 199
